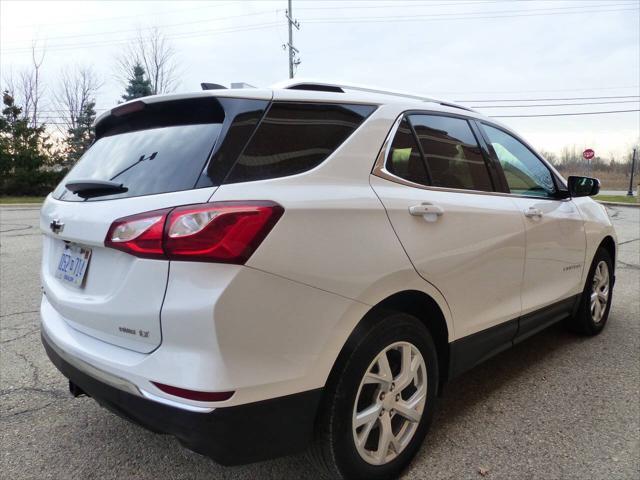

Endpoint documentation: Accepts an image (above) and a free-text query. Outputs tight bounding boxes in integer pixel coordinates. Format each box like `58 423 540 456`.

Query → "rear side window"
409 115 493 192
224 102 376 184
386 118 429 185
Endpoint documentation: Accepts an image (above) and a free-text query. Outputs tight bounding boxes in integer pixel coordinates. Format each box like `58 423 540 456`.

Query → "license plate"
55 244 92 288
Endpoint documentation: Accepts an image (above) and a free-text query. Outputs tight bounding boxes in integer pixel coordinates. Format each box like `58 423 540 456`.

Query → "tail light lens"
105 208 171 259
105 201 284 264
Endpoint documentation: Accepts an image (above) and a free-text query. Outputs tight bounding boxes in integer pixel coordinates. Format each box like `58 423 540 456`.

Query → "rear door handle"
409 202 444 222
524 207 543 218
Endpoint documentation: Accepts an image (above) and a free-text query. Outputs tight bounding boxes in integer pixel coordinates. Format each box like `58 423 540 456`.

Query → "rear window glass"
54 123 222 202
224 102 376 184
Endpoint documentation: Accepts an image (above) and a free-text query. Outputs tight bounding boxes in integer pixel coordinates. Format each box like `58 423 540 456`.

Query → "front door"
479 123 586 317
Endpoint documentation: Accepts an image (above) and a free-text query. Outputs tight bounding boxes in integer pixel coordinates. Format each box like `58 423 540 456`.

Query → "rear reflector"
152 381 234 402
104 201 284 264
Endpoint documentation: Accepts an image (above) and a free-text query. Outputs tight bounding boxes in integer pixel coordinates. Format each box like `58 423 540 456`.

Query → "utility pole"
284 0 301 78
627 148 637 197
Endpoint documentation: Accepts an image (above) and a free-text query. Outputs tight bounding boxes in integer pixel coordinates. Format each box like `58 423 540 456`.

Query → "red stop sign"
583 149 595 160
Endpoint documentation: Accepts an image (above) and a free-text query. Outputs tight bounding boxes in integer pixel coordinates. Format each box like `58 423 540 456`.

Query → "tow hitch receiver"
69 380 88 398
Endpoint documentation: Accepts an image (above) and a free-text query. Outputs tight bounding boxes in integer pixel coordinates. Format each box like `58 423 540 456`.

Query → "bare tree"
116 27 180 95
54 65 102 133
2 43 46 127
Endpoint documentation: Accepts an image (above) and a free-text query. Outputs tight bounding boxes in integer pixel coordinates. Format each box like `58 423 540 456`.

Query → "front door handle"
409 202 444 222
524 207 543 218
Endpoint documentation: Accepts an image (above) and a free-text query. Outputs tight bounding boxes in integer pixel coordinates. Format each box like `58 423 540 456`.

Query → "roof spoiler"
201 83 227 91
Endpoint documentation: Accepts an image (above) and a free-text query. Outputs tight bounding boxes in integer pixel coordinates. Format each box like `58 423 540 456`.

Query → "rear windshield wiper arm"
65 180 128 198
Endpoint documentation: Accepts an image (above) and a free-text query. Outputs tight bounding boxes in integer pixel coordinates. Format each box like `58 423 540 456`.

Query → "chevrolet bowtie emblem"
49 219 64 234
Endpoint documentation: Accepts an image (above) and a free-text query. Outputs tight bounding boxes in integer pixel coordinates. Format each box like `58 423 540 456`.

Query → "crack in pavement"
0 401 59 420
0 309 39 318
618 238 640 245
617 261 640 270
0 328 40 344
0 386 67 399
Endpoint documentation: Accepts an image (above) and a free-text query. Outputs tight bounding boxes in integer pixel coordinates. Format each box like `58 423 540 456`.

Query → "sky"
1 0 639 158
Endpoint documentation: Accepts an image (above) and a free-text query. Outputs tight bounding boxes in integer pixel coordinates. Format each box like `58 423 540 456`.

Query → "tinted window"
225 102 375 183
482 124 556 197
386 118 429 185
409 115 493 191
55 123 221 202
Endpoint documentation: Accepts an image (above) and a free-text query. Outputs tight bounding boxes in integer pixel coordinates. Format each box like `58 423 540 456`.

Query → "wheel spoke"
394 344 413 390
593 297 602 320
363 372 389 385
354 404 381 428
376 413 396 462
394 401 422 423
597 291 608 303
376 352 393 383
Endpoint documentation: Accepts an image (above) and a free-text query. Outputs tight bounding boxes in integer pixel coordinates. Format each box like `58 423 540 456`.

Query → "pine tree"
0 91 61 195
0 91 48 176
121 63 152 102
66 100 96 165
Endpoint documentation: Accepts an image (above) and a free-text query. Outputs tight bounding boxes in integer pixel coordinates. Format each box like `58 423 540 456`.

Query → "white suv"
40 81 616 479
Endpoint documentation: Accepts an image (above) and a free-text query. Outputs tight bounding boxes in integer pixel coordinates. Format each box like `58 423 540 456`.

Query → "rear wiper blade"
65 179 127 198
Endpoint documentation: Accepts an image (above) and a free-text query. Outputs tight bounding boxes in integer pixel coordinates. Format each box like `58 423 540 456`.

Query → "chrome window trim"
372 112 572 202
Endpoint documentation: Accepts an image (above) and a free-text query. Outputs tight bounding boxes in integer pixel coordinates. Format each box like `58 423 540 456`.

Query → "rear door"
371 113 526 342
478 123 586 323
40 95 269 353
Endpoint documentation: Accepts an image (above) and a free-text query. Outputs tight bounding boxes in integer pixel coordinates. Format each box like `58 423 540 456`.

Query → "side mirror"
568 176 600 197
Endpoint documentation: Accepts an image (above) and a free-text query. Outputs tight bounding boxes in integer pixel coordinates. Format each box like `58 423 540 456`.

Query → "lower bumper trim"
41 331 324 465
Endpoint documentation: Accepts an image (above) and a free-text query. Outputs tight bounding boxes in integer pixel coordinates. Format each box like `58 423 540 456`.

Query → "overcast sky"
1 0 639 157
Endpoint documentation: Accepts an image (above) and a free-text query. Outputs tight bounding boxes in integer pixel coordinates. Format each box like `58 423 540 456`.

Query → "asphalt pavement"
1 204 638 479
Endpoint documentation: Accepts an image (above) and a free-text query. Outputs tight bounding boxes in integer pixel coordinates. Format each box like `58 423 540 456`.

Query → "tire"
567 247 614 336
308 312 439 480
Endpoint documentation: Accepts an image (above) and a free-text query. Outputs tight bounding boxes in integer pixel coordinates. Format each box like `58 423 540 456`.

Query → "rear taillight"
105 201 284 264
105 208 171 259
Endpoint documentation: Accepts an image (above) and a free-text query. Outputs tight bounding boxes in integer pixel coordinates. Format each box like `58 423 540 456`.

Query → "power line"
10 1 239 28
458 95 640 102
2 9 278 46
295 0 524 10
491 109 640 118
304 2 635 21
435 85 640 94
303 6 638 25
1 22 283 54
471 100 640 108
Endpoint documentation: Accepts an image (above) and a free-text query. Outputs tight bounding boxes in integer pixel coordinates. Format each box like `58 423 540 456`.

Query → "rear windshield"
55 123 222 202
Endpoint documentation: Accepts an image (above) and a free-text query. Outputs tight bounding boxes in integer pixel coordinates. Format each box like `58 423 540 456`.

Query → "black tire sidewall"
329 313 439 480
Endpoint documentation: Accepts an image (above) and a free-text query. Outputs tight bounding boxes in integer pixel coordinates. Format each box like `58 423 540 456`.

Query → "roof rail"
272 79 474 112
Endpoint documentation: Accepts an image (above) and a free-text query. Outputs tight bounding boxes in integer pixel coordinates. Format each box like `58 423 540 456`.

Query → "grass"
595 194 638 204
0 196 46 204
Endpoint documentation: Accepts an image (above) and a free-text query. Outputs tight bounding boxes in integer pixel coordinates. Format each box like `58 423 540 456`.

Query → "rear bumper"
41 331 323 465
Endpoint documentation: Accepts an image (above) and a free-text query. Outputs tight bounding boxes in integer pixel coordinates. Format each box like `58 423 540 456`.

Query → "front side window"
482 124 556 198
409 115 493 192
225 102 376 184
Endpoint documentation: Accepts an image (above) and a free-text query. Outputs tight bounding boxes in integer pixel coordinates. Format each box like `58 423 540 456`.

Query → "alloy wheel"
352 341 427 465
590 260 610 324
